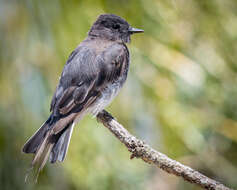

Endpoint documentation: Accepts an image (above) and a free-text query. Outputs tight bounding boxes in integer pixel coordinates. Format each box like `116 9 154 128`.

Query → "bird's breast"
89 80 124 116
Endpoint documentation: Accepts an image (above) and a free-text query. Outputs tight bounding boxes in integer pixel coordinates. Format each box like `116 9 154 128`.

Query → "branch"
96 110 233 190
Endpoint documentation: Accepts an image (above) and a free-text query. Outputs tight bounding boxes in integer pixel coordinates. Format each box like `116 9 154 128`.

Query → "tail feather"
38 142 54 172
23 115 77 181
31 132 51 166
22 118 51 153
50 123 75 163
24 131 55 182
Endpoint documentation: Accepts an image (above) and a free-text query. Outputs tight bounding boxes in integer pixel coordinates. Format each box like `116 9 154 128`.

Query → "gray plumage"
22 14 143 179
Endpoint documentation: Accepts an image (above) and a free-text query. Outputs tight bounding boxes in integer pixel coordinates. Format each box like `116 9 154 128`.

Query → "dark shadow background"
1 0 237 189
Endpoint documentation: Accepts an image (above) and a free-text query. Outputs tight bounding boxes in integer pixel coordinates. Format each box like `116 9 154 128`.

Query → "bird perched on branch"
22 14 144 179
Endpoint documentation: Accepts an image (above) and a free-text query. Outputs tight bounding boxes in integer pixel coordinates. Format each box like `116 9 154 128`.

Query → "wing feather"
50 42 129 134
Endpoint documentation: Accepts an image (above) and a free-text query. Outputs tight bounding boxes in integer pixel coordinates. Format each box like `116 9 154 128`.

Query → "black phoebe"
22 14 143 175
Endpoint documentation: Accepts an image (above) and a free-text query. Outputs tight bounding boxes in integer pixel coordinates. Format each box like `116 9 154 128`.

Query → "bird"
22 14 144 177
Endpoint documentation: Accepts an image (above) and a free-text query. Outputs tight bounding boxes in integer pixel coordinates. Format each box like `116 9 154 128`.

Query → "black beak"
129 27 144 34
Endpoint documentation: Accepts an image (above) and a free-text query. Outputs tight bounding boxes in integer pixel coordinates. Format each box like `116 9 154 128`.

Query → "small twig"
96 110 233 190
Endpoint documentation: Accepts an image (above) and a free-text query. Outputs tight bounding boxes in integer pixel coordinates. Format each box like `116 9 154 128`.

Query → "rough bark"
96 110 233 190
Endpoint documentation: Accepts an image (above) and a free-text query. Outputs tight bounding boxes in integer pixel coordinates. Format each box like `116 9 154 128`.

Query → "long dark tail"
22 117 52 154
22 116 74 181
50 123 74 163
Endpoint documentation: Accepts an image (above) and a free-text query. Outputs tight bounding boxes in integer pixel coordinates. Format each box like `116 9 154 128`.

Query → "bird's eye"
112 24 120 29
101 20 106 25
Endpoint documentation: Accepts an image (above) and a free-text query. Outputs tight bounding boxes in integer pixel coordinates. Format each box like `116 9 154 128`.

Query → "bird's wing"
50 42 129 133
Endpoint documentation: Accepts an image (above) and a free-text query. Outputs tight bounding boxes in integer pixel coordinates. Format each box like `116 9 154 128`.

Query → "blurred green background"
1 0 237 189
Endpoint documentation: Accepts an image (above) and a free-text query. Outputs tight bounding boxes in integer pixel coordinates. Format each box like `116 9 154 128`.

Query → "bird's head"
88 14 144 43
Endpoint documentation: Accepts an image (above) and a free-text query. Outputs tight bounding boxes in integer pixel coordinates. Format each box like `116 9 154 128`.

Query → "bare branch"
96 110 233 190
